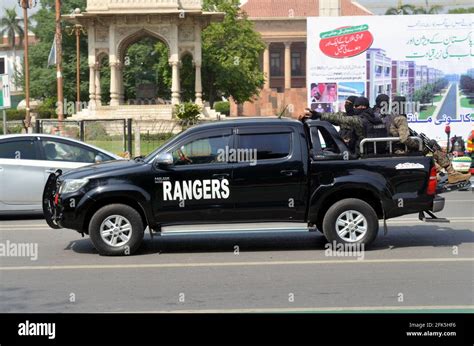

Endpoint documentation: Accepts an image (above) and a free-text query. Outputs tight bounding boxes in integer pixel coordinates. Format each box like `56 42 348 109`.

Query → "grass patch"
88 138 171 157
460 97 474 108
432 95 442 103
418 105 436 119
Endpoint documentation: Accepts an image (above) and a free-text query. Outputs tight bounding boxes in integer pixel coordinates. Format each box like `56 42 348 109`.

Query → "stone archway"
117 30 171 105
68 0 222 119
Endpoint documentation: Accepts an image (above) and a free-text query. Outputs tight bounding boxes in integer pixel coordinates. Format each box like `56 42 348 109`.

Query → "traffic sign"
0 74 12 109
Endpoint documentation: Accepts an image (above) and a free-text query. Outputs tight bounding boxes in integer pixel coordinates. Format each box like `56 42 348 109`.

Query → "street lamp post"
66 21 86 113
18 0 37 131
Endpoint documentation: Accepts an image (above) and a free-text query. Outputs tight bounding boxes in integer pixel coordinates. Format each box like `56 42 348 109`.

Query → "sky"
0 0 41 17
0 0 41 31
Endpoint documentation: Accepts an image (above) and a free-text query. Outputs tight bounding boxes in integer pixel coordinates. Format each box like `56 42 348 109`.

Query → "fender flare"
79 185 155 228
308 173 393 222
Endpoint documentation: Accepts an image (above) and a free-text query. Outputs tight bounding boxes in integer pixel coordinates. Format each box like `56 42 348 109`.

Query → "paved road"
437 82 457 120
0 191 473 313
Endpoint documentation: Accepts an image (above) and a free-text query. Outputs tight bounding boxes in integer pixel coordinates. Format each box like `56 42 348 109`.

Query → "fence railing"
34 117 213 158
1 120 24 135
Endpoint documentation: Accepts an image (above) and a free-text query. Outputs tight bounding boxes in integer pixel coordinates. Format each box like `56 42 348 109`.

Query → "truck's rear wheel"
89 204 144 256
322 198 378 246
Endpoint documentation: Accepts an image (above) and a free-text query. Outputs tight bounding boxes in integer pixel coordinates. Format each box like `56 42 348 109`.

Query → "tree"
20 0 90 116
414 84 435 104
448 7 474 14
0 7 25 75
460 75 474 94
385 4 416 15
122 38 171 102
202 0 265 112
413 3 443 14
432 78 448 94
385 1 443 15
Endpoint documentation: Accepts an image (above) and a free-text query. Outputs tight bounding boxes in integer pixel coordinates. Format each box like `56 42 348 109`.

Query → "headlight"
59 179 89 194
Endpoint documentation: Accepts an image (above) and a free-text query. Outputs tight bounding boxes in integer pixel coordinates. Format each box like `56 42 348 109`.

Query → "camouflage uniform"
319 112 364 141
387 115 420 151
388 114 450 168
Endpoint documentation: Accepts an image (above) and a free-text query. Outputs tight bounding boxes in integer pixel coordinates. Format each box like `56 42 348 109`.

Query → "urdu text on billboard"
307 14 474 141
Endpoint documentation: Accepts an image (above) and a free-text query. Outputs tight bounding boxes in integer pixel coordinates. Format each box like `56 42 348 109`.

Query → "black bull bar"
42 170 63 229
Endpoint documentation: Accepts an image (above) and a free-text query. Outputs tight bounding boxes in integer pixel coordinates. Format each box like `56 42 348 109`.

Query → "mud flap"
42 170 63 229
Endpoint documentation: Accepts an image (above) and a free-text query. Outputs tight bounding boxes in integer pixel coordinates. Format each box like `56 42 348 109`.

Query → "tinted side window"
317 127 340 154
0 140 37 160
172 134 231 166
238 133 291 161
41 140 98 163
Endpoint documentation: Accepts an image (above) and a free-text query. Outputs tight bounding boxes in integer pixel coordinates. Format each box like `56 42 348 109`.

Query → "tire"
89 204 145 256
322 198 378 247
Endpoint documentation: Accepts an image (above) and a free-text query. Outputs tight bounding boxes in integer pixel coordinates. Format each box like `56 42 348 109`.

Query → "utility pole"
55 0 64 121
67 21 85 113
75 25 80 112
18 0 37 131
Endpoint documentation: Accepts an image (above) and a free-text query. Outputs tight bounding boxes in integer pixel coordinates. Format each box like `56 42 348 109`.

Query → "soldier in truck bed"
301 96 361 152
303 96 387 155
336 95 358 153
381 95 470 184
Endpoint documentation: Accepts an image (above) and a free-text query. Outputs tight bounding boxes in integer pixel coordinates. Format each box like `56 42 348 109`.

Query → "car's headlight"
59 179 89 194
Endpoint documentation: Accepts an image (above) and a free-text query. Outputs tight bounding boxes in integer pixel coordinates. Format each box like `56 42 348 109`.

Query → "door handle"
280 170 298 177
212 173 230 180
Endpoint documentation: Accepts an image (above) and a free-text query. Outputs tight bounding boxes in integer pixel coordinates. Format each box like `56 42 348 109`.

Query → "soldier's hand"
305 108 321 119
298 114 308 121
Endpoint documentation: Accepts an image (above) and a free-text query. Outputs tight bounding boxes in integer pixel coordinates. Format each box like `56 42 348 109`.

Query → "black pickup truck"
43 118 452 256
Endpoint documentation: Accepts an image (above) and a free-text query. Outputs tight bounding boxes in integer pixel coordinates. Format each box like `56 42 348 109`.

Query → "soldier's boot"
446 165 471 184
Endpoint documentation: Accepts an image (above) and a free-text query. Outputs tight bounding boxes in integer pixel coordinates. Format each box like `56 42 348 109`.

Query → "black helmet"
354 97 370 108
375 94 390 108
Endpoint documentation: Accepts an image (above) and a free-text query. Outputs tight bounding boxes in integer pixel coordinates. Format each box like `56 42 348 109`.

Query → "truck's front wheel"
322 198 378 246
89 204 145 256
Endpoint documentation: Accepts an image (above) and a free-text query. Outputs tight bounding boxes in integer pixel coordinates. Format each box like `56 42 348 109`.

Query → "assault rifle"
409 128 441 153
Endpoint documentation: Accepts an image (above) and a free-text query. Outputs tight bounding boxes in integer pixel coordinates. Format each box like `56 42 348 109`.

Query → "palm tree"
385 4 416 15
0 8 25 72
413 4 444 14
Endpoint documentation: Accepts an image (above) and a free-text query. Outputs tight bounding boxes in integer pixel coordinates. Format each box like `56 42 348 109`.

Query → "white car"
0 134 122 214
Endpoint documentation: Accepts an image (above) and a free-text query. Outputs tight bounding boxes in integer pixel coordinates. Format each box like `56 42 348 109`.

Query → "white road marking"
118 305 474 314
0 257 472 272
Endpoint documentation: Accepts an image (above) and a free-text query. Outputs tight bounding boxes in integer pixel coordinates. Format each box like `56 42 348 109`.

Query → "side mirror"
154 153 174 169
95 155 104 163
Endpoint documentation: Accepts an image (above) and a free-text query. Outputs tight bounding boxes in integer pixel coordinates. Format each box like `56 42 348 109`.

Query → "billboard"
0 74 11 109
307 14 474 141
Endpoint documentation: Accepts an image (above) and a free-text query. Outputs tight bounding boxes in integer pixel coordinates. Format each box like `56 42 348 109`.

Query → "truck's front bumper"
43 171 63 229
43 178 89 233
432 196 445 213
